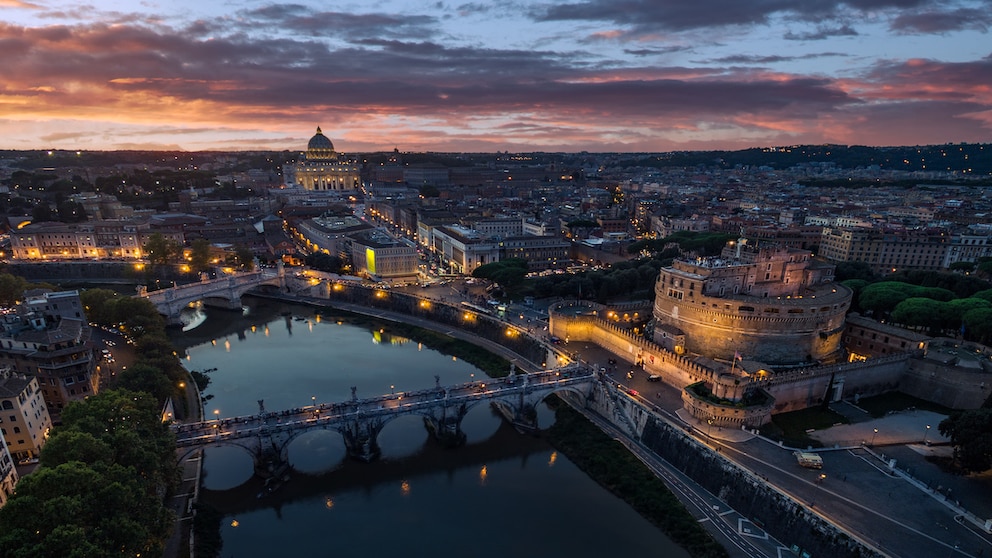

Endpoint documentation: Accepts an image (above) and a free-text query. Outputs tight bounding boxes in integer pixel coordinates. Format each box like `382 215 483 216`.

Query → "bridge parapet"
140 269 285 323
174 366 597 476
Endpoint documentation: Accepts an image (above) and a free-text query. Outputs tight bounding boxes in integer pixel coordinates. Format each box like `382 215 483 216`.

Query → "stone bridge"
139 265 286 324
173 365 647 481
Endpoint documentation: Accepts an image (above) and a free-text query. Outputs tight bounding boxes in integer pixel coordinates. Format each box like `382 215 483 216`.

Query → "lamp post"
871 428 878 447
391 384 395 395
311 395 316 407
924 424 931 445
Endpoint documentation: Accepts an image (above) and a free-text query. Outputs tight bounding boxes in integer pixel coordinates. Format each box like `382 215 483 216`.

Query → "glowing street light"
924 424 931 445
871 428 878 446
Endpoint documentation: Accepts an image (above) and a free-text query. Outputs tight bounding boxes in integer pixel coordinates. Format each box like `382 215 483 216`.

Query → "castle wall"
550 303 982 416
900 359 991 409
652 285 850 364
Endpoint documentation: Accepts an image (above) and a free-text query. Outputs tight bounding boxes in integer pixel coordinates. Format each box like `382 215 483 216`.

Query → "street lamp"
311 395 316 407
924 424 931 445
707 418 714 437
390 384 395 395
871 428 878 446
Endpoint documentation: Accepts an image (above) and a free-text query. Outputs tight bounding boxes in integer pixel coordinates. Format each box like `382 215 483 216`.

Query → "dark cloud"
241 6 439 40
707 53 848 64
864 55 992 94
784 25 859 41
532 0 930 32
890 8 992 33
622 45 692 56
3 3 990 151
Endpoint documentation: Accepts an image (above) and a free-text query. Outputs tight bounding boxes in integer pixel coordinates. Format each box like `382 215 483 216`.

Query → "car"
647 374 661 382
18 457 39 466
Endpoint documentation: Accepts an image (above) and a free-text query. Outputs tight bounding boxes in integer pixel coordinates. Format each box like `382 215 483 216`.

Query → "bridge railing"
173 367 597 445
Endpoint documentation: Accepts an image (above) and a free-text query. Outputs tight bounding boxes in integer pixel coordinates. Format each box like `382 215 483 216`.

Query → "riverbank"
545 401 729 558
184 293 728 558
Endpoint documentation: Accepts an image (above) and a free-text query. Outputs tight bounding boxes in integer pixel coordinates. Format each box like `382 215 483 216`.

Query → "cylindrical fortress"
651 243 852 365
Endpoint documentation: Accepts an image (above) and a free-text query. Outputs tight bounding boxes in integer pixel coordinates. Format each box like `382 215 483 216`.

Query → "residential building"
0 435 17 508
0 369 52 461
818 227 950 275
0 290 98 418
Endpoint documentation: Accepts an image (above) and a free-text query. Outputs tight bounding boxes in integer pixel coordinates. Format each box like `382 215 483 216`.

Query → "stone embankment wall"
901 358 991 409
639 418 881 558
309 281 550 370
9 261 188 286
549 301 981 414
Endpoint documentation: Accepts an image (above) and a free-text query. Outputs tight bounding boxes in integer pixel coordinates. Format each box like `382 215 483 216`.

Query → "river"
169 297 688 558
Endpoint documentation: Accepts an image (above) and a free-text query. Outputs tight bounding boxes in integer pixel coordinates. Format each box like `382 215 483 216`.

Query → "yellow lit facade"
285 127 360 191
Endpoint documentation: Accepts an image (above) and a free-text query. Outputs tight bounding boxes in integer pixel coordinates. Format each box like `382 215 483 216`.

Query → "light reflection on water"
172 299 687 558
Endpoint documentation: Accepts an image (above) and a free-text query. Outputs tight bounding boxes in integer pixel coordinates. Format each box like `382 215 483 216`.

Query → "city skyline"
1 0 990 153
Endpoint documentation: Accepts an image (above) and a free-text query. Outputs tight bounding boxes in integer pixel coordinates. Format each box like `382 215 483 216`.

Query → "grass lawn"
854 391 953 418
761 406 849 448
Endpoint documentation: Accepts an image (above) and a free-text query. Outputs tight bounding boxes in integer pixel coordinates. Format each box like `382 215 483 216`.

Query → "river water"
170 297 688 558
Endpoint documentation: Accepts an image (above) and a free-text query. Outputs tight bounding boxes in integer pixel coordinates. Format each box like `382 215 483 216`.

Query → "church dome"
307 126 334 151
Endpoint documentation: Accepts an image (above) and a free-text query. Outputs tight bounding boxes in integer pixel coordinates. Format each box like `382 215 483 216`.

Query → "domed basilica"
284 127 360 191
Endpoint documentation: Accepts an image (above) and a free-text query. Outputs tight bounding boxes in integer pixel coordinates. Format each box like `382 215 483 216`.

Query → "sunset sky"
2 0 991 153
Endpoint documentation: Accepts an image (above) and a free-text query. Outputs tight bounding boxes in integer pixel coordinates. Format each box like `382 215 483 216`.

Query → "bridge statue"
171 366 637 482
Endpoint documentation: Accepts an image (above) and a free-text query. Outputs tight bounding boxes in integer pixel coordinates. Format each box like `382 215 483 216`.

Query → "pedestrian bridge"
173 366 611 480
139 266 286 324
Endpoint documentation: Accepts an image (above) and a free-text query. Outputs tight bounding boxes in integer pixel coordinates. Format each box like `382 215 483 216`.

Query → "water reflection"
174 299 687 558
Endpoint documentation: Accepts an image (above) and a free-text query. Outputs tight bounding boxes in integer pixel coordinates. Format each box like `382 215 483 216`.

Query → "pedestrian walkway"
809 409 949 447
674 409 757 443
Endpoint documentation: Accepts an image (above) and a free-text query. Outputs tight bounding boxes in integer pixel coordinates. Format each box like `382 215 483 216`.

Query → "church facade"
283 127 360 191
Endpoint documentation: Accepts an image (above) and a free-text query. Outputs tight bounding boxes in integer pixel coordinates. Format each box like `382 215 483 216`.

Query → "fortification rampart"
549 301 980 415
901 358 991 409
652 288 849 364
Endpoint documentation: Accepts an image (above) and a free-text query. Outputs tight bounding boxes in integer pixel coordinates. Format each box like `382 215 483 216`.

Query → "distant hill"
610 143 991 175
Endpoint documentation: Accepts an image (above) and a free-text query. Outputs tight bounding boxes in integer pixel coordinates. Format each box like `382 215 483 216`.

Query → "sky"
1 0 991 153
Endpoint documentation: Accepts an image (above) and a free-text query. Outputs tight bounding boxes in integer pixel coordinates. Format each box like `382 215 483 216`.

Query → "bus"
460 301 492 315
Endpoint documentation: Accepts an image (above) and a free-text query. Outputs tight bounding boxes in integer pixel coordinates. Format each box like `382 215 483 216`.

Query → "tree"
143 233 180 266
858 282 916 316
834 261 876 282
306 251 343 273
0 273 30 305
231 244 256 271
962 308 992 345
939 408 992 473
890 298 943 330
949 261 976 273
189 238 212 273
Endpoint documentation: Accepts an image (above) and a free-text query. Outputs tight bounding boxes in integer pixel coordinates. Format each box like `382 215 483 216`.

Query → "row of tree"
843 280 992 344
0 290 186 556
143 233 255 276
474 231 732 302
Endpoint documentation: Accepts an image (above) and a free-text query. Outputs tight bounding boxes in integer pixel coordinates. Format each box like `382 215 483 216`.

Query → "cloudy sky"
1 0 990 152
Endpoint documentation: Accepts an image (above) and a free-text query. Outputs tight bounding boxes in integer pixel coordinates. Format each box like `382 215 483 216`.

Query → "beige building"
284 127 360 191
818 227 949 275
9 219 184 261
292 214 373 260
0 435 17 508
350 230 419 281
0 291 98 418
0 370 52 461
652 238 851 365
